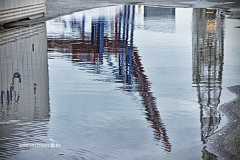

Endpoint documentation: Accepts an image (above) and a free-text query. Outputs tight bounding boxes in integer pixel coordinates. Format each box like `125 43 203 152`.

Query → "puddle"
0 5 240 160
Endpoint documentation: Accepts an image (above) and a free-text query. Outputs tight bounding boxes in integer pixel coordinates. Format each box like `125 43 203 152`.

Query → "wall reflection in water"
192 8 224 146
0 23 49 159
48 5 171 152
143 7 176 33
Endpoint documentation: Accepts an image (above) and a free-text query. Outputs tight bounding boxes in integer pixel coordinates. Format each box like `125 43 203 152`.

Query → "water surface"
0 5 240 160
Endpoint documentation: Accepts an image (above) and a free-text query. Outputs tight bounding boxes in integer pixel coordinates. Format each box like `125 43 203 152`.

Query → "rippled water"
0 5 240 160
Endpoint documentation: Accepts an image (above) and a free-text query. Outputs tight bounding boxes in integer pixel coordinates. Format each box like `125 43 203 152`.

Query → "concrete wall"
0 0 46 24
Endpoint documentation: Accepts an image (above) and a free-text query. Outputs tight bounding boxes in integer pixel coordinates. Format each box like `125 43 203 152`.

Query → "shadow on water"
48 5 172 152
0 23 50 159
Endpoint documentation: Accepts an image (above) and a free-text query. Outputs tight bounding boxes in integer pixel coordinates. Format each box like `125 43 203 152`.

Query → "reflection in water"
0 23 49 159
48 5 171 152
202 146 218 160
143 7 176 33
1 4 237 159
192 8 224 145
